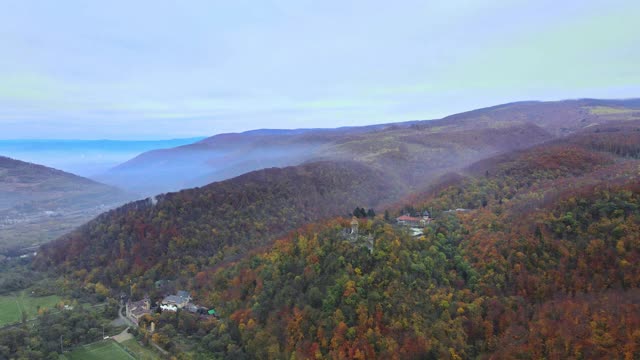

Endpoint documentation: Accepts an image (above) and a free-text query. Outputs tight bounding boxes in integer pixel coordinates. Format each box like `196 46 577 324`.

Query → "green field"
62 340 135 360
121 338 160 360
0 291 61 326
586 106 635 115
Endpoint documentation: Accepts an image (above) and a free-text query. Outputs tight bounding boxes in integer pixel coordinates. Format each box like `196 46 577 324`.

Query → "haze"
0 138 205 176
1 0 639 140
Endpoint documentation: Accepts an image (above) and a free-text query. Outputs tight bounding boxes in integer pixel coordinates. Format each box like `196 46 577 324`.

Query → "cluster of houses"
125 290 217 325
342 209 433 249
394 210 432 237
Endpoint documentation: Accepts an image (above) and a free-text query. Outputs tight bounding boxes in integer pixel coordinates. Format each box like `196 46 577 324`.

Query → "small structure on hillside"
158 290 217 317
350 217 359 236
410 228 424 237
160 290 192 312
185 303 210 314
363 234 374 253
443 208 470 213
126 296 151 324
185 303 199 313
343 217 375 253
396 214 430 227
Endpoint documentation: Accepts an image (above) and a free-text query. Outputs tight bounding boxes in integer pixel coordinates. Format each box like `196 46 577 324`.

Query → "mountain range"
97 99 640 196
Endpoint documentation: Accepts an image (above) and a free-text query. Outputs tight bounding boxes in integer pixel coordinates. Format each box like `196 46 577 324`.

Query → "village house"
159 290 218 317
160 290 192 312
126 296 151 324
396 214 430 227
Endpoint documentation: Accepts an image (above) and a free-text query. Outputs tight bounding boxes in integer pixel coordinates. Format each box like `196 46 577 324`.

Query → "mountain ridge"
98 98 640 196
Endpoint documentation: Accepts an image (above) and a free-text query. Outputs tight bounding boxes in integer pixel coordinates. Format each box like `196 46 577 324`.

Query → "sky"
0 0 639 140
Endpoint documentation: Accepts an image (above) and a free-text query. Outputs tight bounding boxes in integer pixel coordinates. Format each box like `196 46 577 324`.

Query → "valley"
0 156 133 256
0 202 122 258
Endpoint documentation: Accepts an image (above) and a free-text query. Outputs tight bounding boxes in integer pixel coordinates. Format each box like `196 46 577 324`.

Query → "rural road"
118 304 137 328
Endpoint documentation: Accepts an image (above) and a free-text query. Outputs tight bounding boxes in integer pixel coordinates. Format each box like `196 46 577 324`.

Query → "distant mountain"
0 156 132 255
96 127 391 196
99 98 640 196
0 137 205 177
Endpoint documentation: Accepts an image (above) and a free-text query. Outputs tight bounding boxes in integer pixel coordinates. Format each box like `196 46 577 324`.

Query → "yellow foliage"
95 282 109 297
616 240 626 255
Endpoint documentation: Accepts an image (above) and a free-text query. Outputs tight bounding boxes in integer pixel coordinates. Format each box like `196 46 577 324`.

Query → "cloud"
0 0 638 139
0 72 67 102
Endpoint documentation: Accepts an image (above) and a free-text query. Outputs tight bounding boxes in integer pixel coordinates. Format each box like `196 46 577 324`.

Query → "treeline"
351 207 375 218
568 129 640 159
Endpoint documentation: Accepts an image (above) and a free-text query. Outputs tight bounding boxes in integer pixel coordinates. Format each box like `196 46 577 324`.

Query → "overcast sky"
1 0 638 139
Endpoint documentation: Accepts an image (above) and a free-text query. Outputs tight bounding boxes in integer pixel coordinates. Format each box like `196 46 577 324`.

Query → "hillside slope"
98 98 640 195
37 161 399 285
0 156 131 255
35 124 640 358
172 135 640 359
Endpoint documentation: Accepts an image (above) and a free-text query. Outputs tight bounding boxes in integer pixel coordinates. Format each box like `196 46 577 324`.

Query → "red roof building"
396 215 430 226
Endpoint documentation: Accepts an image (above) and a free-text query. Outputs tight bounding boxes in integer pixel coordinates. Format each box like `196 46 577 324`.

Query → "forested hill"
153 132 640 359
36 161 399 286
35 126 640 358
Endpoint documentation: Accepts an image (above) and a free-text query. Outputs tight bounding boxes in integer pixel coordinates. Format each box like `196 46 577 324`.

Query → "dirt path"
112 327 133 343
